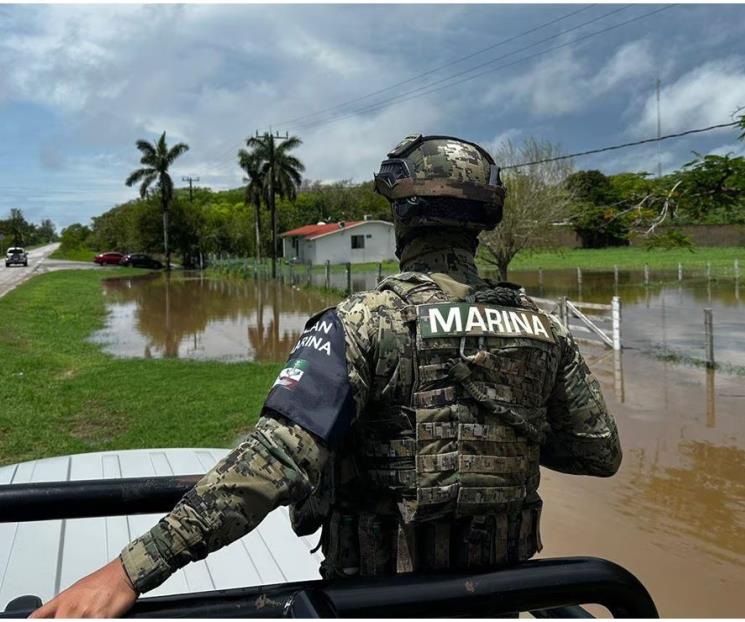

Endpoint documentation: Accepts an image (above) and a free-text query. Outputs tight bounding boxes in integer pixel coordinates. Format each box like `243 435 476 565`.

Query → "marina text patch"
417 303 555 343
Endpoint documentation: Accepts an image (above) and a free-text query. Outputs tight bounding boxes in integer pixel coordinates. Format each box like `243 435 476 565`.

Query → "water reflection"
539 347 745 615
93 273 336 362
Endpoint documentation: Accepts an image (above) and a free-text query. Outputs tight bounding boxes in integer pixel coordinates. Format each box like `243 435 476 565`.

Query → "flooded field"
92 273 337 362
92 270 745 616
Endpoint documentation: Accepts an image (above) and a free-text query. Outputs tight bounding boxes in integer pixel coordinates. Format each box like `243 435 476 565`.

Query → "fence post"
538 267 544 291
704 308 714 368
611 296 622 351
576 266 582 287
378 262 383 284
734 258 740 280
613 265 619 287
559 296 568 329
706 261 711 281
644 264 649 287
346 262 352 295
678 262 683 282
289 262 294 286
306 262 312 286
324 260 330 290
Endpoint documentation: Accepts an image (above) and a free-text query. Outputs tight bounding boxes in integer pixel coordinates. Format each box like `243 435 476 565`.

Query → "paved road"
0 243 59 298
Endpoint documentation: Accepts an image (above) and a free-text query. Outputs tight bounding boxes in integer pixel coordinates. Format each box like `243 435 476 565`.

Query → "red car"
94 251 124 265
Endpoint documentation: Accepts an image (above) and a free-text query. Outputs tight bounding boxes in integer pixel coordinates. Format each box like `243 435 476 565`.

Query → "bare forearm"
120 415 328 593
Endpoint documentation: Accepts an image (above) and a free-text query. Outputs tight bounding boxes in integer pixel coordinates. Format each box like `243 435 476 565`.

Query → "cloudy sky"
1 2 745 228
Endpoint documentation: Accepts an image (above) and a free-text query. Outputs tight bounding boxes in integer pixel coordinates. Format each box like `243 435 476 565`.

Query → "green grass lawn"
0 269 282 466
482 246 744 273
49 246 98 262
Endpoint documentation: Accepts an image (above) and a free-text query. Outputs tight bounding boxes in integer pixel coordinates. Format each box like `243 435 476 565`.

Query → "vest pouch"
322 513 360 578
358 513 397 576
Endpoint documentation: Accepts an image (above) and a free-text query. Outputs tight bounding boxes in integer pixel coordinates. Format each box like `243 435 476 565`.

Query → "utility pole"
182 176 200 202
256 130 290 279
656 77 662 179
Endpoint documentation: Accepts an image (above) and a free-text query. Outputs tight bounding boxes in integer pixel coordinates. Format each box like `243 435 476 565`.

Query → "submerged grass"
0 269 282 466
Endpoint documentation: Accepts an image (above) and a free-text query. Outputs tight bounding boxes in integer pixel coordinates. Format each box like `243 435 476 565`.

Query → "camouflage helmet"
374 134 506 235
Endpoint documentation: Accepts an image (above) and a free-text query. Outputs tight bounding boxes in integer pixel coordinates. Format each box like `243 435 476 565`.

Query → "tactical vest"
295 272 563 579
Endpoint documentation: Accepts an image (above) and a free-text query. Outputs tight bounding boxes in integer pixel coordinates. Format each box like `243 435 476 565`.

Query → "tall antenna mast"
656 77 662 178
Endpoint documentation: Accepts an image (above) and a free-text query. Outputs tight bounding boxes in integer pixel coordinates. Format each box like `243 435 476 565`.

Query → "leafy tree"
125 132 189 270
643 229 694 251
243 133 304 277
480 137 574 280
8 209 30 246
59 223 92 254
566 170 632 247
672 153 745 223
37 219 57 243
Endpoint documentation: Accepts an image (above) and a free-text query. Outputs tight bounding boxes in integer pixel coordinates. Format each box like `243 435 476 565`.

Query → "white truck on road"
5 247 28 267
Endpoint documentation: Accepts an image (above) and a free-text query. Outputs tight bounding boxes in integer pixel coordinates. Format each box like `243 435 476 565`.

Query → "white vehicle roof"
0 448 323 610
6 247 24 253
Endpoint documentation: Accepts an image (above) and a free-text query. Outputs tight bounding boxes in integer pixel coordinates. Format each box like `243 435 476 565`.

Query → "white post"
559 296 568 329
611 296 622 351
613 265 619 287
538 267 544 289
735 258 740 280
644 264 650 286
706 261 711 281
678 262 683 282
576 266 582 286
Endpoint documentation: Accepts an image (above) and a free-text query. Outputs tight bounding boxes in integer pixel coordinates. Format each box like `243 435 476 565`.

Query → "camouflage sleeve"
541 317 622 477
119 414 329 594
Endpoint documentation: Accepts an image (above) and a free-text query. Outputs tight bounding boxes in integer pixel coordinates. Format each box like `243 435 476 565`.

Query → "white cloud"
482 39 655 118
633 57 745 136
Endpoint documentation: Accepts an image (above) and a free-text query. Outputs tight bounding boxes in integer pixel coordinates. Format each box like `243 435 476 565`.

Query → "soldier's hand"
30 558 137 618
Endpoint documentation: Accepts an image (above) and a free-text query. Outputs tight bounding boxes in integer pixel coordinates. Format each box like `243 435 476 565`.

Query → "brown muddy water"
92 271 745 616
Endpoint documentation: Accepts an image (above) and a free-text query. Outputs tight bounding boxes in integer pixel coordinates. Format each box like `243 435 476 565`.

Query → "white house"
281 220 396 265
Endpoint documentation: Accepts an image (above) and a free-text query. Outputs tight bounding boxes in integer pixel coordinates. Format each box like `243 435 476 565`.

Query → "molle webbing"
320 503 543 578
339 272 552 575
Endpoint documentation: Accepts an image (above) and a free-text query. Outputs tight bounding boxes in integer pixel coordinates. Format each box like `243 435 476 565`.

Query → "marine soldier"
32 135 622 618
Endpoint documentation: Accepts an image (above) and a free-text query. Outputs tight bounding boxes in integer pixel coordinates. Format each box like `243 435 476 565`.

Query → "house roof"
280 221 362 239
281 220 392 241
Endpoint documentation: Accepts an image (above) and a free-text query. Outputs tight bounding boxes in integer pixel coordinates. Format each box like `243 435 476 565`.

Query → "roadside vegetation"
0 209 58 254
0 269 281 465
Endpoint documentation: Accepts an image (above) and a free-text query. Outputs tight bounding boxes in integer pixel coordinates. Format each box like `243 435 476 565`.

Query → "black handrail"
0 475 202 522
1 558 658 618
0 477 658 618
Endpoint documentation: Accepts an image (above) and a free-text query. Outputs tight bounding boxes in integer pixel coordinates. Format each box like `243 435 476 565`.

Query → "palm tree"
243 132 304 278
125 131 189 271
238 149 266 263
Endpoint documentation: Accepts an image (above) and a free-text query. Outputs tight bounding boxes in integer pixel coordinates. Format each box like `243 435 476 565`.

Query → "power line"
209 5 604 172
291 5 674 134
290 4 634 132
210 4 642 174
270 4 598 129
501 121 741 170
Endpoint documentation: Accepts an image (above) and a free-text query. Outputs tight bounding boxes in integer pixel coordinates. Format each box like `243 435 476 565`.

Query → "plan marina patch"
417 303 554 343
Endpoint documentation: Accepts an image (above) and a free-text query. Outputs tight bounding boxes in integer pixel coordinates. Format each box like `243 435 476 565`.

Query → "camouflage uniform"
119 137 621 593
